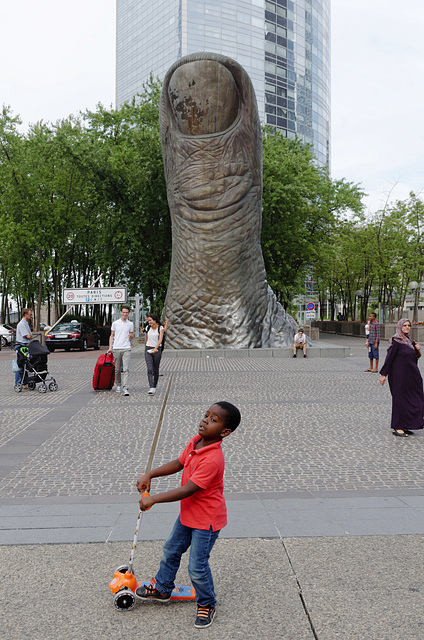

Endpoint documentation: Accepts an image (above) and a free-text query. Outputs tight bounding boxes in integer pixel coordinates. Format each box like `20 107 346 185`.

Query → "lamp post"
355 289 364 322
409 281 419 324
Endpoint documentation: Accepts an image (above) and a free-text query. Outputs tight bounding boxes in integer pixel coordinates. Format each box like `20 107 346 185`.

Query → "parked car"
45 320 101 352
0 323 16 346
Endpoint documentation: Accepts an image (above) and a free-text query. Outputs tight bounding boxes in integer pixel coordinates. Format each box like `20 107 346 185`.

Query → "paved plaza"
1 335 424 639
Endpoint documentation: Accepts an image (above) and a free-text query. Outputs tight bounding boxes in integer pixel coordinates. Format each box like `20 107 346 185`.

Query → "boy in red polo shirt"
135 401 241 629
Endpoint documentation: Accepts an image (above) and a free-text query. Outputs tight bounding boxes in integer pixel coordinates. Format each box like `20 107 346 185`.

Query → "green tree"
81 78 170 314
261 129 364 310
374 194 424 322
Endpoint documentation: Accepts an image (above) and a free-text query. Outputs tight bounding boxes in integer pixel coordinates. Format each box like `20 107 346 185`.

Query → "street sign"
306 302 315 311
62 287 127 305
305 311 316 319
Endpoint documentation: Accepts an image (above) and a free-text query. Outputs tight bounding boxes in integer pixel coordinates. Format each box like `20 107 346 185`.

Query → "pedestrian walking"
14 308 33 386
380 318 424 437
365 312 380 372
108 305 134 396
144 313 164 395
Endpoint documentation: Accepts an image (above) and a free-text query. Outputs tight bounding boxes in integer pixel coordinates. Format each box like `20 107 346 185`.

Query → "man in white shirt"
292 328 307 358
108 305 134 396
14 308 33 385
16 308 33 345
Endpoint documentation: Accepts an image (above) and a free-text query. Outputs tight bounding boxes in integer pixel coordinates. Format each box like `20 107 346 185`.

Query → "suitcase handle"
104 353 114 366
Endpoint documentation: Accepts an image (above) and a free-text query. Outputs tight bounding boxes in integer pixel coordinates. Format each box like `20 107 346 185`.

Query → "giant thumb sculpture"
160 52 297 349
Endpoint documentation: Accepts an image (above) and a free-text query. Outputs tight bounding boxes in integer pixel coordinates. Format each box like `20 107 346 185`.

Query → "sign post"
305 302 316 321
62 287 127 305
46 275 103 335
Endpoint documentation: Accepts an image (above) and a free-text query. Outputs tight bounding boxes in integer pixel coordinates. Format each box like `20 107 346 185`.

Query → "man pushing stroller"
12 308 58 393
13 308 33 387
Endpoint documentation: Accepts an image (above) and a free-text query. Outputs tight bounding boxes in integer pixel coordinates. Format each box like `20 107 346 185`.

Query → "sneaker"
303 354 307 358
135 581 171 602
194 604 216 629
123 389 129 396
115 386 122 393
148 388 156 395
292 354 297 358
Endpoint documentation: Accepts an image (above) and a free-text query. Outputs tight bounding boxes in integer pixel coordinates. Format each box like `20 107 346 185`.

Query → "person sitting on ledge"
293 328 307 358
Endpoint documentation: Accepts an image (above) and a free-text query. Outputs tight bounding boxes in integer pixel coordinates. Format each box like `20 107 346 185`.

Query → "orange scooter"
109 478 195 611
109 487 151 611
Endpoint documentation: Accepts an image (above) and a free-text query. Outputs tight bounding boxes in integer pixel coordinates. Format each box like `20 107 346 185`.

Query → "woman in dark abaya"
380 318 424 437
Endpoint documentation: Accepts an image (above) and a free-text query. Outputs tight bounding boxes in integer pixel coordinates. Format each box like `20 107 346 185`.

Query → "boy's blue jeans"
155 516 220 607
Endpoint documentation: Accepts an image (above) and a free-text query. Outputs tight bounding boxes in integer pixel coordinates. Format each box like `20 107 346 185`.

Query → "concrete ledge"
161 343 350 359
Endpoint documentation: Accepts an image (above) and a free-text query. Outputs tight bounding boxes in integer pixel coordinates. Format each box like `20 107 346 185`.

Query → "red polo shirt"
178 436 227 532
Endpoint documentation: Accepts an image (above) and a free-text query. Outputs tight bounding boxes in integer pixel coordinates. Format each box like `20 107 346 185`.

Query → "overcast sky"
332 0 424 213
1 0 116 125
1 0 423 215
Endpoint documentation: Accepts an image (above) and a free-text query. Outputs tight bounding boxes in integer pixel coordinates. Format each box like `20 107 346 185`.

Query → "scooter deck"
139 578 196 601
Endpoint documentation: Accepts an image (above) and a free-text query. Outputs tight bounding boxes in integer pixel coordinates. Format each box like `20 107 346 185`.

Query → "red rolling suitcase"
93 353 115 390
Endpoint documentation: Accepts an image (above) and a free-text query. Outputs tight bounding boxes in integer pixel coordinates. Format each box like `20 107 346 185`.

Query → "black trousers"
145 346 162 388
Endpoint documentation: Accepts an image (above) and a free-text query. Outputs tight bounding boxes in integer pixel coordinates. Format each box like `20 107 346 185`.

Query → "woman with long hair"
380 318 424 437
145 313 164 395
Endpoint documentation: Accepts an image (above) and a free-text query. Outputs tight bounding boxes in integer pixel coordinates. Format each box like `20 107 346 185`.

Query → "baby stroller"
14 340 58 393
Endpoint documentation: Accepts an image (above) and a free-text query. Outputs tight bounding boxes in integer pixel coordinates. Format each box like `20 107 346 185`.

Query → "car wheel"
65 347 71 352
94 338 101 350
1 336 6 347
47 346 55 352
81 339 88 351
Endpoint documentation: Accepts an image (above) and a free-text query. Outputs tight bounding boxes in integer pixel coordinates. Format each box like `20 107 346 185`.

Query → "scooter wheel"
14 384 22 393
114 565 129 574
49 381 58 392
114 588 136 611
38 383 47 394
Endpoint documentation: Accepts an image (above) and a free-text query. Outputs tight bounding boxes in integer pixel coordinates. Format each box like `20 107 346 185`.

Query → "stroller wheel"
49 381 59 392
28 382 36 390
38 383 47 394
114 588 136 611
14 383 22 393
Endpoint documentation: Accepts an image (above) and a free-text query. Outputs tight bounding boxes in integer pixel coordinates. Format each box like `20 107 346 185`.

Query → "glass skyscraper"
116 0 330 165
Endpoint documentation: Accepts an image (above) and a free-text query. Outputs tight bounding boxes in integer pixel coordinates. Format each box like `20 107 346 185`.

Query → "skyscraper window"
116 0 330 165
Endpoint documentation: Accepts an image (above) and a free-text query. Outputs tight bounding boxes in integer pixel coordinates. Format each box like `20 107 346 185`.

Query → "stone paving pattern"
1 338 424 639
1 344 424 500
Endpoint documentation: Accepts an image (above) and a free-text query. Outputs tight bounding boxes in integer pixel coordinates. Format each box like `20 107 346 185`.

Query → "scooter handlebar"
141 491 151 510
137 473 149 492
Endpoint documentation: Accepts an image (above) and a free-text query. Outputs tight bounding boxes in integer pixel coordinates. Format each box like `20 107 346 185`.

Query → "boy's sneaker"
123 388 129 396
303 354 307 358
115 386 122 393
148 388 156 395
194 604 216 629
135 580 171 602
292 354 296 358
